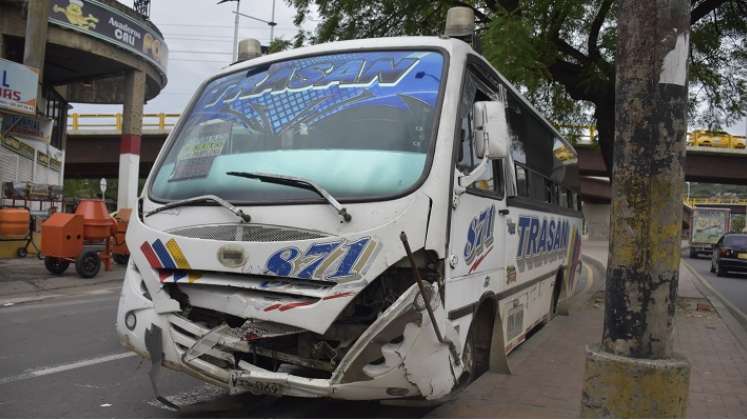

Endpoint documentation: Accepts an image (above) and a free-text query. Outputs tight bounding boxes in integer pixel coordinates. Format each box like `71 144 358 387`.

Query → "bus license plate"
738 253 747 260
229 372 285 396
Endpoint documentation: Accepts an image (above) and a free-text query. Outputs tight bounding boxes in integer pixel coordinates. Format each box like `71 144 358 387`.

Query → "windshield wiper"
145 194 251 223
226 171 352 223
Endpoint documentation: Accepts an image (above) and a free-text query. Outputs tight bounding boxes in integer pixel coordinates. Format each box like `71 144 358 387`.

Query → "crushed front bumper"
117 275 464 401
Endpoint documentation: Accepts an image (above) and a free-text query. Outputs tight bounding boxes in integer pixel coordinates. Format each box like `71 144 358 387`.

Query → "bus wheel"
459 303 494 386
113 254 129 265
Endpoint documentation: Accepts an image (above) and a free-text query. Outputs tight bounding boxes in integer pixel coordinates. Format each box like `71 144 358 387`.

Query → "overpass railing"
559 124 746 151
66 114 745 151
685 197 747 207
67 113 180 132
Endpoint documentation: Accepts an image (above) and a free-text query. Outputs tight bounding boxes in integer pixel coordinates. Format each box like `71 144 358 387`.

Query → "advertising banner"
0 58 39 116
1 114 53 143
0 135 36 160
692 208 731 244
49 0 168 75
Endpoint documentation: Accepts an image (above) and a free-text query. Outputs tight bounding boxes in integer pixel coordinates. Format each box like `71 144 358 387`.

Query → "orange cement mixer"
41 199 130 278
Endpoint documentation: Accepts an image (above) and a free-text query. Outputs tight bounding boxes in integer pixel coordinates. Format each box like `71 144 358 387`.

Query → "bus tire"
113 253 129 265
460 300 495 387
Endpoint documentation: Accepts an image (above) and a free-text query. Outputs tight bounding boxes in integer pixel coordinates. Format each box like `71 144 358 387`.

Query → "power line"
159 22 296 30
169 58 229 64
170 49 233 55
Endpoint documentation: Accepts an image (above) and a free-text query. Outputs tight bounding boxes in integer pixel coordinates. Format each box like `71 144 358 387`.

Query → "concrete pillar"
23 0 50 111
581 0 691 417
117 69 145 210
582 203 611 241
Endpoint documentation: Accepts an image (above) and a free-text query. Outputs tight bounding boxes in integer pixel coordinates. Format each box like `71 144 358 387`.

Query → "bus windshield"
149 50 445 204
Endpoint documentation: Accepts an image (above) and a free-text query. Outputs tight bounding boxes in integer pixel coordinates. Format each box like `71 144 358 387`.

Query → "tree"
287 0 747 174
268 37 293 53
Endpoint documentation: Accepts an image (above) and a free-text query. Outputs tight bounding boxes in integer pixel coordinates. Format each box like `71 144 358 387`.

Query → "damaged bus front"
117 40 466 401
116 36 583 403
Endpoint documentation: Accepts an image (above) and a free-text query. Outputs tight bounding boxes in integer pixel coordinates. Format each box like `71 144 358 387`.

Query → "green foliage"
286 0 747 151
689 182 747 198
268 37 293 53
63 178 146 203
731 214 745 233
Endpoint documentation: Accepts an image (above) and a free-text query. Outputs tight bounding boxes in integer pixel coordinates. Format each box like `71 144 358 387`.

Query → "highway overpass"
65 116 747 205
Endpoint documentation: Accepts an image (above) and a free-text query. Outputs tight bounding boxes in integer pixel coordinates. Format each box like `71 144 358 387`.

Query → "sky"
74 1 746 135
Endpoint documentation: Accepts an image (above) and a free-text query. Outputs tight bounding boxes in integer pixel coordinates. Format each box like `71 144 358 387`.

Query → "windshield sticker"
265 237 379 281
171 122 231 181
464 205 496 274
193 51 442 135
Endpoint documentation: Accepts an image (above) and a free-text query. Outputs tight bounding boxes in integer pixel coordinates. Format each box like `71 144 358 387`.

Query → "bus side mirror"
473 101 508 159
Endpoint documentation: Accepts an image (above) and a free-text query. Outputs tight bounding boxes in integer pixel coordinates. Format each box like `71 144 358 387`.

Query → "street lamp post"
232 8 277 43
220 0 277 61
217 0 241 62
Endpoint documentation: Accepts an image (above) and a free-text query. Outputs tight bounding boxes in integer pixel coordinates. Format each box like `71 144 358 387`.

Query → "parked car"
711 233 747 277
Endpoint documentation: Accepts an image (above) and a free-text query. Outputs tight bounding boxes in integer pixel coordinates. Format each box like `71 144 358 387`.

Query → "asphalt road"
684 253 747 315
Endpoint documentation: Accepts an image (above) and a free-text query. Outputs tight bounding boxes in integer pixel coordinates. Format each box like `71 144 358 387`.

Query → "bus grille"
168 223 330 242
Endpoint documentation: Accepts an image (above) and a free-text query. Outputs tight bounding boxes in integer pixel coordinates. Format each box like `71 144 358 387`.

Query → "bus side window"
457 73 504 198
515 164 528 197
559 188 567 208
544 179 554 204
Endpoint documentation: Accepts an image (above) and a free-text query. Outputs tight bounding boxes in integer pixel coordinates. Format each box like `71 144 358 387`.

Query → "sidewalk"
0 256 125 304
427 241 747 418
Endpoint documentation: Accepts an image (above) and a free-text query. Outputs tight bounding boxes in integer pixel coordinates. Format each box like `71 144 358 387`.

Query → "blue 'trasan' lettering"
527 218 540 255
517 216 531 257
288 62 334 89
245 57 420 97
537 219 548 254
357 57 419 85
516 215 571 259
548 219 556 250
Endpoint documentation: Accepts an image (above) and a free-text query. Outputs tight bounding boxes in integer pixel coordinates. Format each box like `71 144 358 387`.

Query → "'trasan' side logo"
464 205 496 273
515 215 570 271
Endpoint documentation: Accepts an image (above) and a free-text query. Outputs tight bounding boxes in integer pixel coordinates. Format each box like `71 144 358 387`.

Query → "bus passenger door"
445 73 510 319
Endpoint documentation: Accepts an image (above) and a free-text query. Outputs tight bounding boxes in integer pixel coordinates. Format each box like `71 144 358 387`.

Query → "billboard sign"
49 0 168 75
0 58 39 116
692 207 731 244
1 114 53 143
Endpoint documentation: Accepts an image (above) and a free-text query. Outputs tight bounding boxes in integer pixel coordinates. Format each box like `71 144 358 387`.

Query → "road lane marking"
0 352 137 386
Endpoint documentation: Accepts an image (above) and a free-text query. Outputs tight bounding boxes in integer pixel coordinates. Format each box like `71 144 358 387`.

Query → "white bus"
116 24 583 403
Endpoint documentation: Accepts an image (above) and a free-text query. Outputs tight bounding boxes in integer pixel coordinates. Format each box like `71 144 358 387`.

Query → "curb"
557 254 606 314
581 254 606 283
681 259 747 352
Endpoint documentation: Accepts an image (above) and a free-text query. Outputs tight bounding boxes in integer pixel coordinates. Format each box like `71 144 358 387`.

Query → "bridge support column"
582 203 611 241
117 69 145 210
